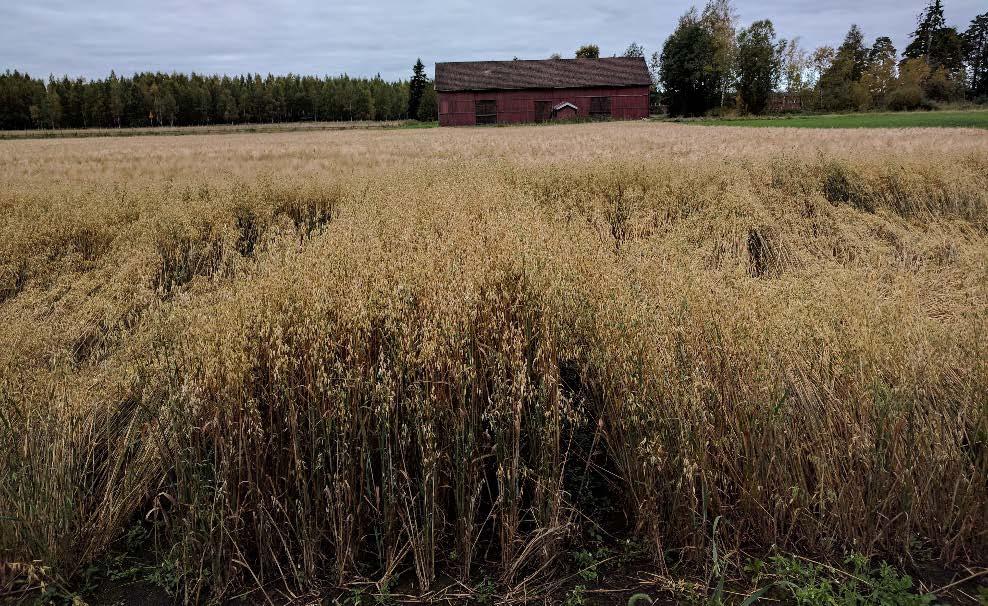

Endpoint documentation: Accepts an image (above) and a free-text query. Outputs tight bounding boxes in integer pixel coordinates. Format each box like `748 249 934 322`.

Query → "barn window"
475 100 497 125
590 96 611 118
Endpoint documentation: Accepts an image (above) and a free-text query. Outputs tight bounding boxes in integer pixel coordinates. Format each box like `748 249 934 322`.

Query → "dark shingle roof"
435 57 651 92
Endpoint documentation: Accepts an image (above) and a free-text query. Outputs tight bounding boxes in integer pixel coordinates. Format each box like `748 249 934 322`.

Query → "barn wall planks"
438 86 650 126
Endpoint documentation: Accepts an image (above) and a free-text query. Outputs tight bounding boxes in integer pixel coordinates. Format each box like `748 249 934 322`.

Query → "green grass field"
680 109 988 129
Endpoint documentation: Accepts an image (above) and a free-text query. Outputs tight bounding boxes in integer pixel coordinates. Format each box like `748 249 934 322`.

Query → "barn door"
475 100 497 125
535 101 551 122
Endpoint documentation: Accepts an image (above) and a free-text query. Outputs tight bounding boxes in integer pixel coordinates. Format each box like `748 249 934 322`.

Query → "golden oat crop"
1 122 986 601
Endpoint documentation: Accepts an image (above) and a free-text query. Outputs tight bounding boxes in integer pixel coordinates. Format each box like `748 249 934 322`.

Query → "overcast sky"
2 0 984 81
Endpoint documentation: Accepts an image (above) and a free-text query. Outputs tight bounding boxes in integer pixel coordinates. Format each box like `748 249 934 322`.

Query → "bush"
923 67 966 103
849 81 873 111
885 86 928 111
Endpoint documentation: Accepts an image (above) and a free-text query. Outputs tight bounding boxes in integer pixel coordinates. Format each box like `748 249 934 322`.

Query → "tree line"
0 64 438 130
653 0 987 116
552 0 985 117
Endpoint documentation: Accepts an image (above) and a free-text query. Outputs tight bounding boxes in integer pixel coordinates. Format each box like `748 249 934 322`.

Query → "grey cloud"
1 0 984 81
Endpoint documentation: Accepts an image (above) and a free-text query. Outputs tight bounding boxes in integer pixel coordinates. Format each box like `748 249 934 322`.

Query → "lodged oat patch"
1 122 986 601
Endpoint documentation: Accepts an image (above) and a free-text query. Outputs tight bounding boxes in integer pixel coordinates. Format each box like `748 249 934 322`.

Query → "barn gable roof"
435 57 651 92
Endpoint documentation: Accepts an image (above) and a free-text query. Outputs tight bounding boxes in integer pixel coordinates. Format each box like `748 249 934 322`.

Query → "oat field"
1 122 986 603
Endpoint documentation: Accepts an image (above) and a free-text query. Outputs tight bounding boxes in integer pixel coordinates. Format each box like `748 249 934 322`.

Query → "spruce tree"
965 13 988 97
904 0 946 64
816 25 870 110
408 59 427 120
108 71 125 127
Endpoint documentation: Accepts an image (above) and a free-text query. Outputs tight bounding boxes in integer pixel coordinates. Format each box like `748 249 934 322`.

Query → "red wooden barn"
435 57 651 127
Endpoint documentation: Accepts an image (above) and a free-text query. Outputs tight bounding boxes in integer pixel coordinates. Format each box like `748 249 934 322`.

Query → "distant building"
767 93 803 113
434 57 651 127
